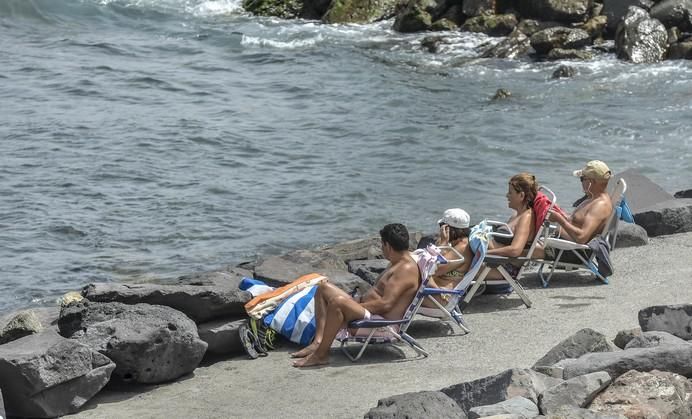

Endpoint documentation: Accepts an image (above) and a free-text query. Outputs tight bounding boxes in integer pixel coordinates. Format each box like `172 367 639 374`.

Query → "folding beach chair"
536 178 628 287
336 244 451 362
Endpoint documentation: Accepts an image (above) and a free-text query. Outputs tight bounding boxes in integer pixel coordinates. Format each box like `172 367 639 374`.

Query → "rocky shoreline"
243 0 692 65
0 172 691 418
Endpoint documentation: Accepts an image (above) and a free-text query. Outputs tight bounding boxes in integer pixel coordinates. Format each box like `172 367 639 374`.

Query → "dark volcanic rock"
347 259 389 285
521 0 594 23
547 47 595 59
603 0 657 33
613 327 641 349
669 41 692 58
615 6 668 63
624 330 688 349
675 189 692 198
59 301 207 384
533 328 613 368
639 304 692 339
441 368 562 413
365 391 467 419
463 0 496 16
198 318 246 356
82 282 251 323
0 330 115 418
613 222 648 248
650 0 692 32
0 310 43 345
552 64 578 78
461 14 518 36
633 198 692 236
538 371 611 415
322 0 400 24
468 396 539 418
481 28 531 58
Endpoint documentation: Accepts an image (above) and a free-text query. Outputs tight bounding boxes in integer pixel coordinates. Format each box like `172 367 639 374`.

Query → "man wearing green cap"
536 160 613 262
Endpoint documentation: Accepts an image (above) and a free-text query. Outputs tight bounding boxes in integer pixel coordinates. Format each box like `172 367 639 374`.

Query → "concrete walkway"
68 232 692 419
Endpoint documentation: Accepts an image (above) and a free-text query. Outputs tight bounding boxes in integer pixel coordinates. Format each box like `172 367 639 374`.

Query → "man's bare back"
361 254 420 320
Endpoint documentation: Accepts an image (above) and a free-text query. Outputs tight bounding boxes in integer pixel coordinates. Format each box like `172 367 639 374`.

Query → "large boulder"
589 370 692 417
615 6 668 63
348 259 389 285
675 189 692 198
530 27 592 55
520 0 594 23
481 28 532 58
365 391 467 419
650 0 692 31
0 310 43 345
468 396 539 418
393 0 448 32
613 222 648 248
639 304 692 340
176 267 252 289
602 0 656 33
441 368 562 413
0 331 115 418
58 301 207 384
463 0 496 16
318 236 383 263
633 199 692 236
624 330 689 349
82 282 251 323
461 14 518 36
555 343 692 380
547 47 595 59
197 318 246 356
323 0 400 23
533 328 613 368
538 371 611 415
579 15 608 39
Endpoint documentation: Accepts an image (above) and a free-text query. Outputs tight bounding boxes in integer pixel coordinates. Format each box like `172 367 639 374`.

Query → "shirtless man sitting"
291 223 420 368
534 160 613 262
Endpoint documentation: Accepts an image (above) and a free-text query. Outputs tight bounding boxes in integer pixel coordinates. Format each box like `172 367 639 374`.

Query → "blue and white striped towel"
239 277 317 346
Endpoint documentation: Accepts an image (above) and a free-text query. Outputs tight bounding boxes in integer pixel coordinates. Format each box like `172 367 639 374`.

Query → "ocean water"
0 0 690 314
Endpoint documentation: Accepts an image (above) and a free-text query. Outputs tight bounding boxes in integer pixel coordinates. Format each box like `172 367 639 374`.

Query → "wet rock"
198 318 246 356
639 304 692 339
613 327 641 349
0 310 43 345
674 189 692 198
462 14 518 36
481 29 531 58
521 0 594 23
552 64 578 78
463 0 496 16
421 35 443 52
579 15 608 39
492 88 512 100
431 18 458 31
624 330 689 349
59 301 207 384
615 6 668 63
365 390 467 419
669 40 692 58
539 371 611 415
242 0 303 18
393 0 438 32
589 370 692 417
0 330 115 418
603 0 656 34
650 0 692 32
347 259 389 285
613 222 648 248
555 344 692 379
323 0 400 24
547 47 595 59
530 27 592 55
468 396 539 418
441 368 562 413
517 19 560 36
533 328 613 368
633 198 692 236
82 282 251 323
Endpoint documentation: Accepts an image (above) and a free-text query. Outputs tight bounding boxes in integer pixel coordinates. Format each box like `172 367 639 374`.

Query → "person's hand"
439 224 450 244
547 209 563 224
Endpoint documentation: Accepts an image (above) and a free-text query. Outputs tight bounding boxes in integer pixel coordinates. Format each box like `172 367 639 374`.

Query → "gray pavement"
68 232 692 419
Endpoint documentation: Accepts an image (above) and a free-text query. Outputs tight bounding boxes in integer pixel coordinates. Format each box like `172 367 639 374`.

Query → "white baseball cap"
437 208 471 228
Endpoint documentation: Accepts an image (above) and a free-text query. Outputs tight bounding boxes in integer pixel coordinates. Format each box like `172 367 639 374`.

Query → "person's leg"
290 282 352 358
293 295 367 367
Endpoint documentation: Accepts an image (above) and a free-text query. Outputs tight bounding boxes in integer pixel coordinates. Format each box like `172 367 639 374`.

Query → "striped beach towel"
239 274 325 346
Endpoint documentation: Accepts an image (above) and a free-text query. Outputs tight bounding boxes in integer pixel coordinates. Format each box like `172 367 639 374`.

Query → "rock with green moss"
243 0 304 19
431 18 458 30
323 0 401 23
461 13 518 36
393 0 439 32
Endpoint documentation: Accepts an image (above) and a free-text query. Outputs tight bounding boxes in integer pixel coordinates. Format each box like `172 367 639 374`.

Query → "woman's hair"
448 226 471 242
509 172 538 207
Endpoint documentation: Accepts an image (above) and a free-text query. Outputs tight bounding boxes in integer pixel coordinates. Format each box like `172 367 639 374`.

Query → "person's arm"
434 242 469 275
487 213 531 257
360 264 418 314
549 200 610 244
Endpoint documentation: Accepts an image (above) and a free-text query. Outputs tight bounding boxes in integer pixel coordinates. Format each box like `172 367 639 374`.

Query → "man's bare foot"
290 342 319 358
292 353 329 368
